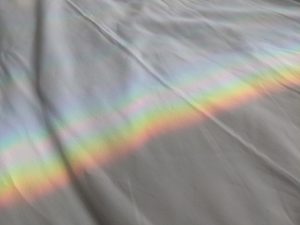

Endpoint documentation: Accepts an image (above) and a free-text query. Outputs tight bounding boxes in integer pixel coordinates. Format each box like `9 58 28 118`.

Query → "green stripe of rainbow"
0 48 300 208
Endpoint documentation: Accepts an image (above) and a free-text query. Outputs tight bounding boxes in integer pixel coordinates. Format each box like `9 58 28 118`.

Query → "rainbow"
0 43 300 208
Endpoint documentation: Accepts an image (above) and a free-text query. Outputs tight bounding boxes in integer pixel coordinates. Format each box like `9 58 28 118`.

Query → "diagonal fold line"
65 0 207 112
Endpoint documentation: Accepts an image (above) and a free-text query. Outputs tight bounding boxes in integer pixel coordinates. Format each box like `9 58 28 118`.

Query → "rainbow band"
0 47 300 208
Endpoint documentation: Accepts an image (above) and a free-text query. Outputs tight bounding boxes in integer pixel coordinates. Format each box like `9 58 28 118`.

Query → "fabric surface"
0 0 300 224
